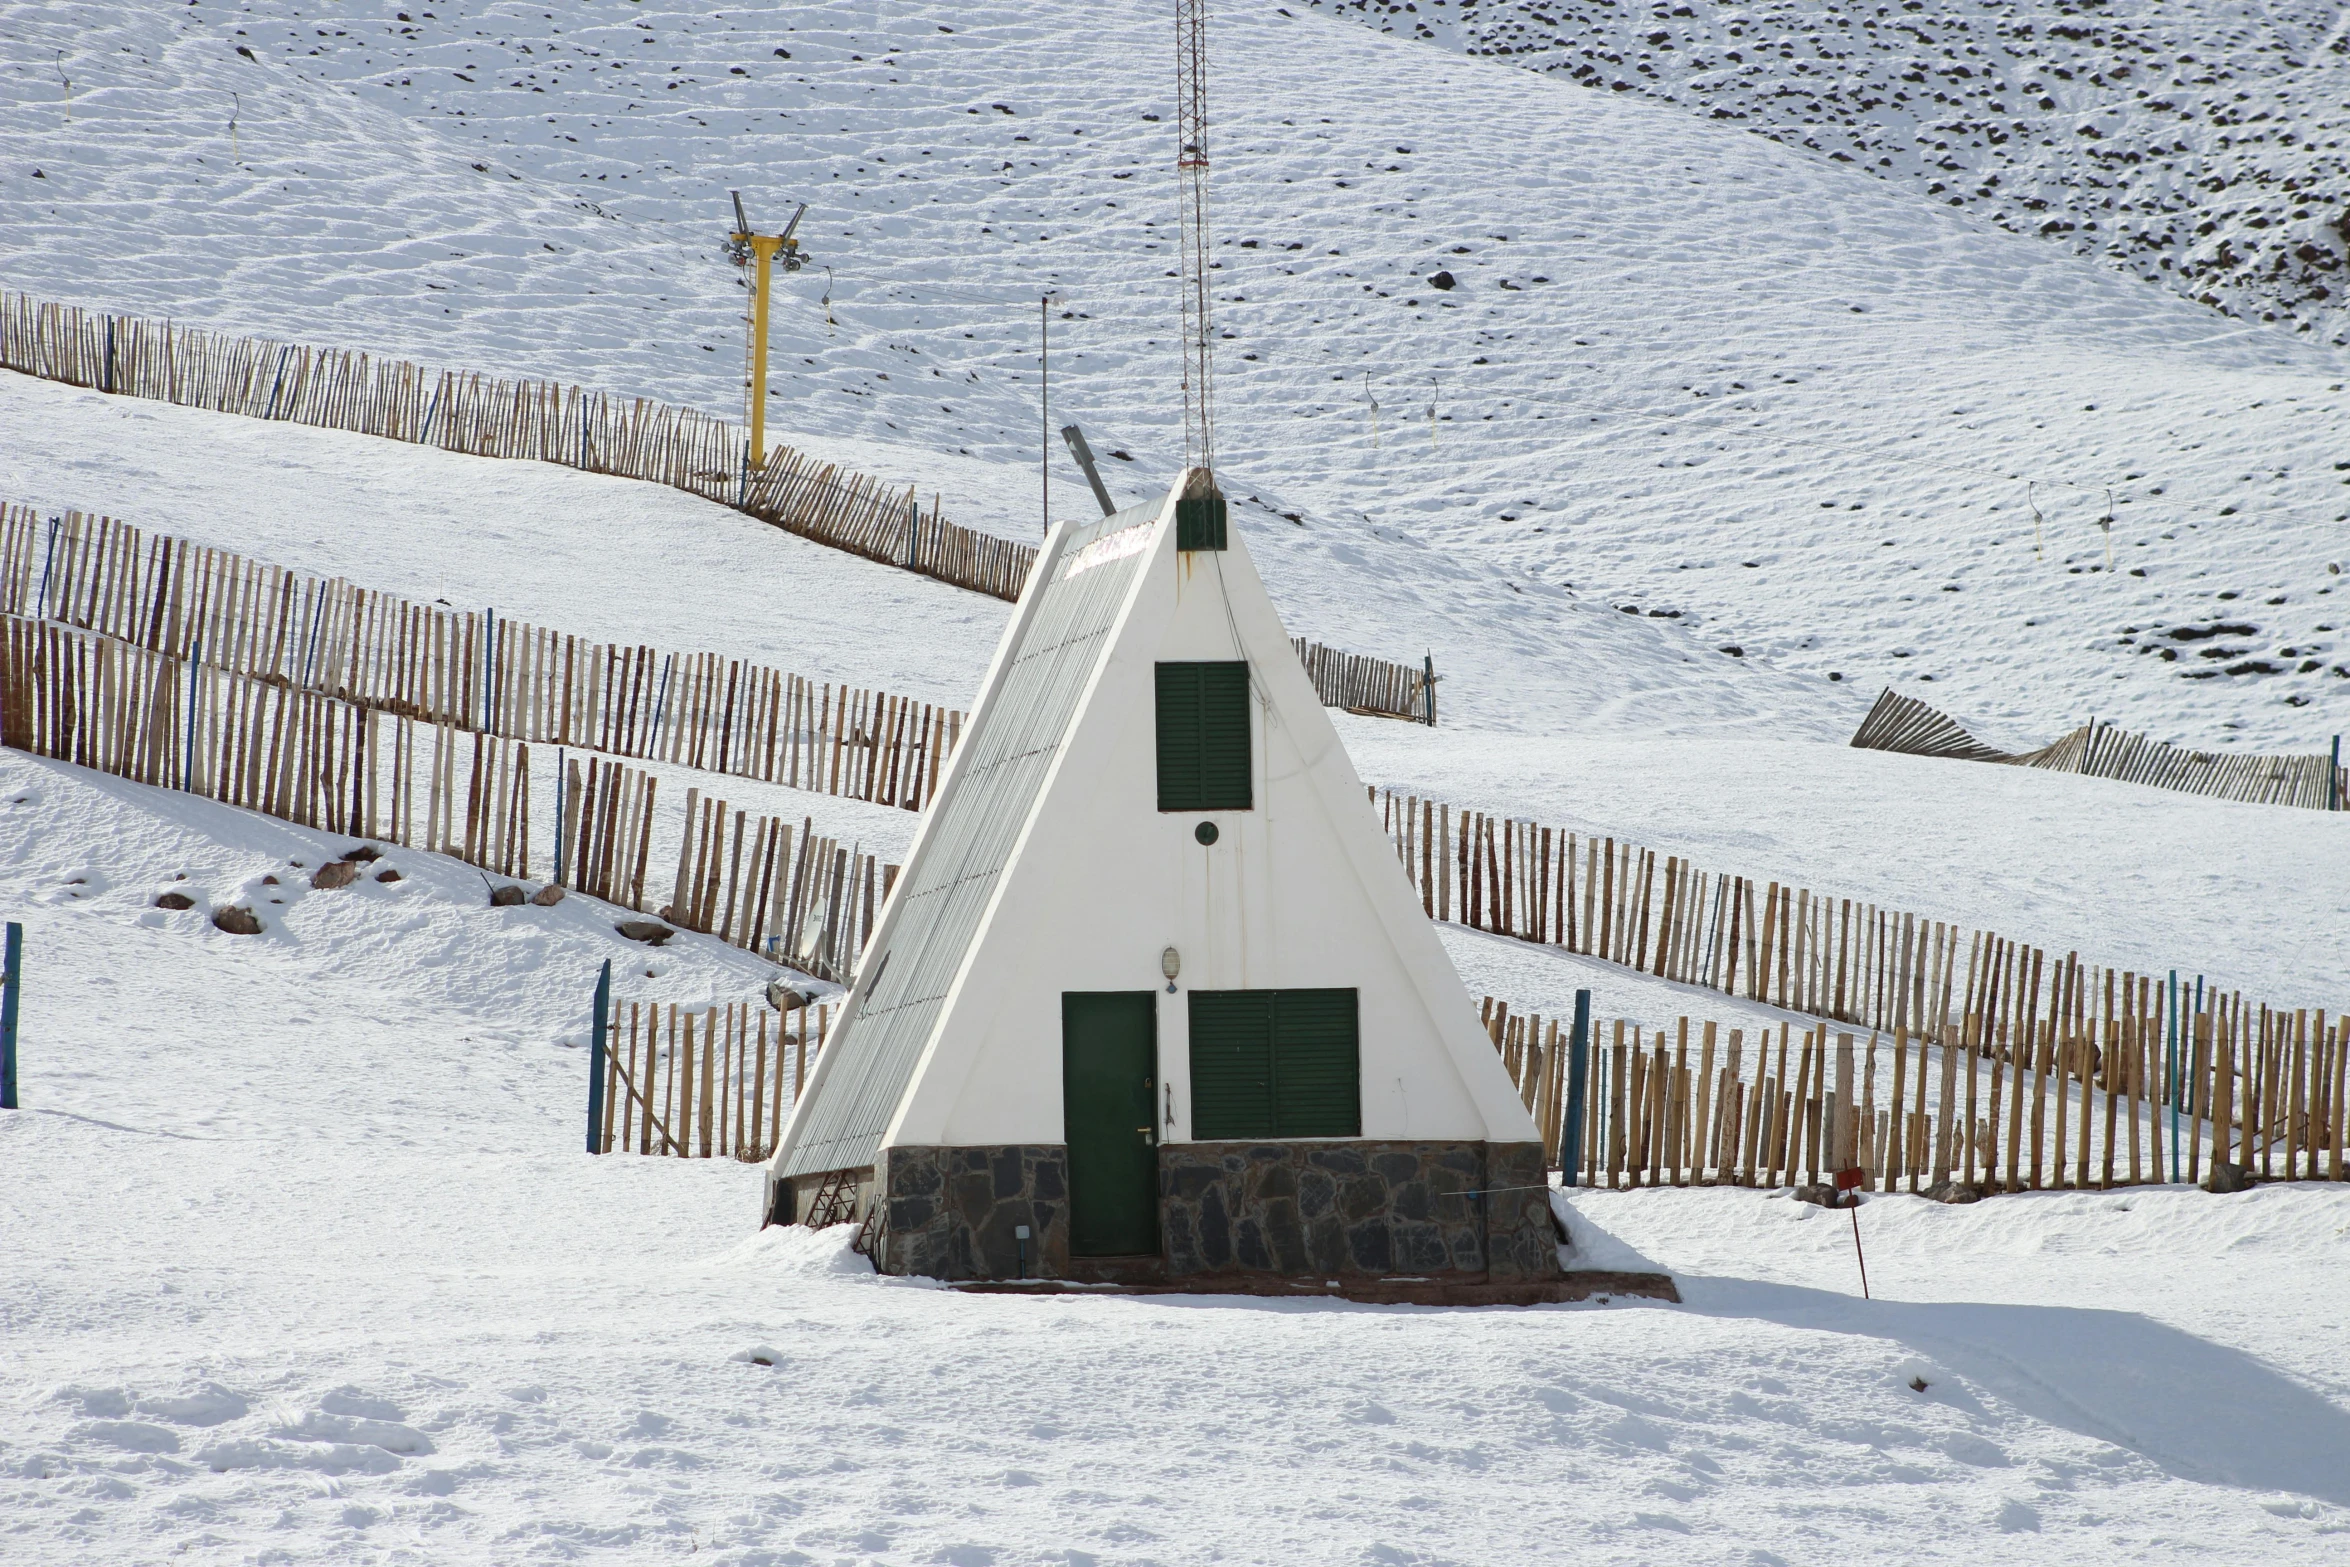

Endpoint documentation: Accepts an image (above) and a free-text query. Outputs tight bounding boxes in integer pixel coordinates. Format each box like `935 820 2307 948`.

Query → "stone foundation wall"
1160 1140 1559 1282
856 1140 1558 1284
877 1145 1068 1280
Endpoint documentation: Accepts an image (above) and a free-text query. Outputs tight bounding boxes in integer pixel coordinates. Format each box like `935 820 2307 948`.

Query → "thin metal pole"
1040 295 1049 538
1848 1200 1871 1299
586 959 611 1153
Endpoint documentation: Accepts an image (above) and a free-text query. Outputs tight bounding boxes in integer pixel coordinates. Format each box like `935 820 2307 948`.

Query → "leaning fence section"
1852 687 2345 811
1291 637 1433 724
0 613 889 980
596 998 833 1162
0 293 1034 600
1480 989 2345 1194
1 503 963 814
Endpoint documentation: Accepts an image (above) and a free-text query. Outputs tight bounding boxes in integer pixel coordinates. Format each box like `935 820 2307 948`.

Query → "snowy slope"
1316 0 2350 347
5 0 2349 747
5 9 2350 1556
5 751 2349 1564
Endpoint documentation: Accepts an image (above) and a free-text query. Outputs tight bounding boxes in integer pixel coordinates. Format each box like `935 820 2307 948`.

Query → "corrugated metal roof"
779 501 1160 1178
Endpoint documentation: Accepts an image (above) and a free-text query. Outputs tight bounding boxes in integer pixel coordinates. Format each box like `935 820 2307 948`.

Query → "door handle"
1137 1126 1156 1145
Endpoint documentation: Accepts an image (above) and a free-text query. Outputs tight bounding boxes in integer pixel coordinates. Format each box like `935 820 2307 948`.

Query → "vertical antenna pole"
1175 0 1215 476
1041 295 1050 538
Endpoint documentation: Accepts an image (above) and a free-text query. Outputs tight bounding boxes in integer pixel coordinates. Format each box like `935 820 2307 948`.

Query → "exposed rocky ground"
1314 0 2350 345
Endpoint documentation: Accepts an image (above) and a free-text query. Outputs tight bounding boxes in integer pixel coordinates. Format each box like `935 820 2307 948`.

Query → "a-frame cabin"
764 472 1559 1288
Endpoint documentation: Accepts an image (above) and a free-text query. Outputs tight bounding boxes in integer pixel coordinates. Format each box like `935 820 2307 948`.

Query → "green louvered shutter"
1175 495 1228 551
1271 989 1361 1137
1155 661 1252 811
1188 989 1360 1140
1188 991 1274 1139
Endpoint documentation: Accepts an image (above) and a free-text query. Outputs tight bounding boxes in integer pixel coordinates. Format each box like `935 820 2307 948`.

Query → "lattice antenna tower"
1175 0 1215 478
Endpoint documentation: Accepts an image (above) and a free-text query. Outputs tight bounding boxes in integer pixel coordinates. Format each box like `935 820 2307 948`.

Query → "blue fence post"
2 922 22 1110
2167 970 2180 1183
35 516 60 618
648 653 675 750
586 959 611 1154
1562 988 1591 1187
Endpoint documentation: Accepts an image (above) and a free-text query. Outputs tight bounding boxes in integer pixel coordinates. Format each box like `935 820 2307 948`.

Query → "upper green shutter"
1175 496 1228 551
1188 989 1359 1140
1155 662 1252 812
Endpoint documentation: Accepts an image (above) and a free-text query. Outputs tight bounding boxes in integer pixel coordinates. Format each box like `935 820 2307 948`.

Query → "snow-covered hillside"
1316 0 2350 346
5 0 2348 747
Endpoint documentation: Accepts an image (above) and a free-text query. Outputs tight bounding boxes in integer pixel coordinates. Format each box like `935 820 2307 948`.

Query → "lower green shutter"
1269 989 1361 1137
1188 989 1358 1140
1188 992 1273 1139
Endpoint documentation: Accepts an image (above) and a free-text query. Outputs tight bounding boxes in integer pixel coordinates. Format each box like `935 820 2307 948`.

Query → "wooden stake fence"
596 998 833 1161
1370 785 2334 1049
0 612 888 974
2 502 1439 799
1291 636 1433 724
1854 687 2347 811
1 503 963 813
0 293 1032 600
1481 991 2346 1193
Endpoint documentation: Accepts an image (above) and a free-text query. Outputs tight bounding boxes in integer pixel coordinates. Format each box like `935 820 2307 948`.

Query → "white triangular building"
765 472 1558 1287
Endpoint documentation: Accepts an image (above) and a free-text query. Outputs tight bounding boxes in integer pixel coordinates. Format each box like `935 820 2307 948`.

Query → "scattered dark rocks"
260 875 280 886
337 844 383 864
1426 269 1456 290
488 885 528 907
153 891 195 910
374 867 403 884
616 920 674 946
1923 1179 1986 1205
530 884 566 906
309 861 359 891
765 980 817 1012
2204 1161 2255 1194
211 906 264 936
1793 1183 1841 1208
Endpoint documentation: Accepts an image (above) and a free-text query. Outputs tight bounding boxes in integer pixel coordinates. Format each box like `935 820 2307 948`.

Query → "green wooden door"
1063 992 1160 1256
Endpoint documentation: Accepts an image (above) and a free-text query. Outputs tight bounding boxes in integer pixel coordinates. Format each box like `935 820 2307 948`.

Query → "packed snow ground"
4 0 2349 745
5 751 2349 1564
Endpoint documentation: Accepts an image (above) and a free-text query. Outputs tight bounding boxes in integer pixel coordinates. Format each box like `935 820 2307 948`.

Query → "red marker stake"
1835 1166 1871 1301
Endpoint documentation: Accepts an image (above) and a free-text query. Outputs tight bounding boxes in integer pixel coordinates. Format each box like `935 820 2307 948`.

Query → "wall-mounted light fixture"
1162 946 1181 993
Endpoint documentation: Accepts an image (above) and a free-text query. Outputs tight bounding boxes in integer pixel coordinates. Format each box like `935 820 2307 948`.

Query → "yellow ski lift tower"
725 190 809 470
